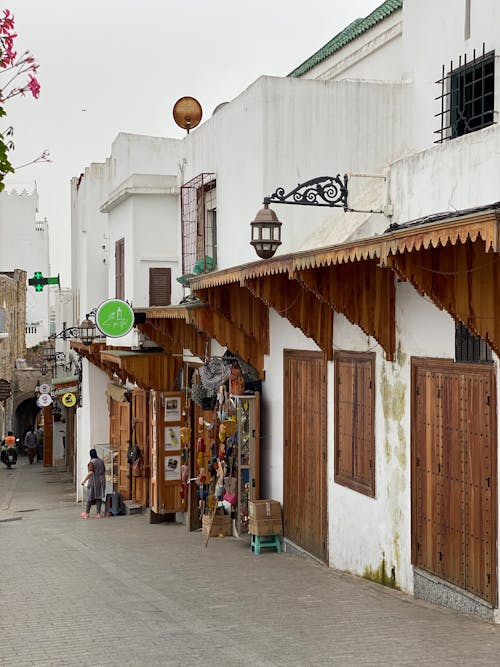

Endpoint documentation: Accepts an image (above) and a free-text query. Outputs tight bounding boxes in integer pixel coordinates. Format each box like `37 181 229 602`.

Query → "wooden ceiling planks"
246 274 334 360
296 260 396 361
195 285 269 351
188 302 266 377
71 341 116 380
388 238 500 357
138 318 208 359
100 351 181 392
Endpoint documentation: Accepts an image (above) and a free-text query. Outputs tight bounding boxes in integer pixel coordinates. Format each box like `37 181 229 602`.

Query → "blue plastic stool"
250 534 281 554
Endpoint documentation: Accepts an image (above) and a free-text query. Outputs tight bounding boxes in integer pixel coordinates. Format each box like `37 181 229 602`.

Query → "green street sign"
95 299 134 338
28 272 60 292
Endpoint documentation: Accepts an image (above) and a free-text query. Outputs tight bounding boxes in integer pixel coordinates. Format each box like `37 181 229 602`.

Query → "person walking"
24 426 39 464
81 449 106 519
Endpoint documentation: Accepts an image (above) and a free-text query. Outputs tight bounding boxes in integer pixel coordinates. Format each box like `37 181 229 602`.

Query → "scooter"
1 440 18 469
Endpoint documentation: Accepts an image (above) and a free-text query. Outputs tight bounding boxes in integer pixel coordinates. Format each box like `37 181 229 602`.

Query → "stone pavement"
1 459 500 667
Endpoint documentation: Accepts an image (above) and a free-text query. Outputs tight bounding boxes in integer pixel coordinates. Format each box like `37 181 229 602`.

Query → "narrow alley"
0 458 499 666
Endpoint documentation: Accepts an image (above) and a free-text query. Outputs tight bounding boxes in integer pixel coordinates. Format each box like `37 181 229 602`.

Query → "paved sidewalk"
1 458 500 666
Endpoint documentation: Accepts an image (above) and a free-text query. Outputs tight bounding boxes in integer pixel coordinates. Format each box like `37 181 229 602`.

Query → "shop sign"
39 383 51 394
95 299 134 338
38 393 53 408
62 392 77 408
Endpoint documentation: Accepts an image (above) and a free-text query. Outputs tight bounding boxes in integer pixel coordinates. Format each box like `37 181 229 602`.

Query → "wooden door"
42 406 53 467
132 389 149 507
150 391 185 515
109 397 131 500
412 359 497 605
284 350 328 562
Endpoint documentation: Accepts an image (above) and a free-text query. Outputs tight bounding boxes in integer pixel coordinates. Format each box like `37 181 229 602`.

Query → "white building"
71 0 500 620
0 183 50 347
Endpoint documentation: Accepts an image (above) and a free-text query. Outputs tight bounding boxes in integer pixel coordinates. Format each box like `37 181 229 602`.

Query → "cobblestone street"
1 458 500 666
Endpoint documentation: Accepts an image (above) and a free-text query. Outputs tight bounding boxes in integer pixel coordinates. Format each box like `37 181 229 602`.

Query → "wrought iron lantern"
251 174 349 259
78 315 98 345
49 312 98 345
250 203 282 259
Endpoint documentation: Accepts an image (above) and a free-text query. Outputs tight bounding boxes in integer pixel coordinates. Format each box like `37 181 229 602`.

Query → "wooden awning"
184 207 500 363
99 350 180 391
189 208 500 289
137 304 209 361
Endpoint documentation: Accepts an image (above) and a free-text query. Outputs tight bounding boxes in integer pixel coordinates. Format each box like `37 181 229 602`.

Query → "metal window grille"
0 308 5 333
180 173 216 276
455 322 492 364
435 45 495 143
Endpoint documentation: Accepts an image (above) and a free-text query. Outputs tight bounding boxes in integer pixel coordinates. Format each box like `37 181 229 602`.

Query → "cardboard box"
249 517 283 536
249 499 282 520
202 513 232 537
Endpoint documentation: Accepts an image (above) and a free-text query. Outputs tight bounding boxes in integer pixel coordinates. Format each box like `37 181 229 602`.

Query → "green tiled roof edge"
288 0 403 78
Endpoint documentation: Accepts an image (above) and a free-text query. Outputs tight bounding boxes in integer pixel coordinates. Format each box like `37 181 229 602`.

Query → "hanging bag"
132 453 145 477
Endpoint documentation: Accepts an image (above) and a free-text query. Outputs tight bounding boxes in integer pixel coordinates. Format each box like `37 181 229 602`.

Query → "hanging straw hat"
199 357 231 393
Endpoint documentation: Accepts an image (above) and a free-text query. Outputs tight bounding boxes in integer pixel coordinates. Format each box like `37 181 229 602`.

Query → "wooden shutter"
149 268 171 307
334 351 375 497
115 238 124 300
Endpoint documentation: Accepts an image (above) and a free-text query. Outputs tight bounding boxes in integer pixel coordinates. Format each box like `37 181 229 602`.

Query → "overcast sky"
4 0 379 287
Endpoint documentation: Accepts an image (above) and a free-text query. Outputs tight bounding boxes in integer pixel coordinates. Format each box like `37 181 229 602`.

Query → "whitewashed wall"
132 191 180 307
107 133 181 192
71 164 110 322
402 0 500 152
0 186 50 347
391 124 500 224
299 9 403 83
182 75 409 270
328 282 454 594
75 361 110 500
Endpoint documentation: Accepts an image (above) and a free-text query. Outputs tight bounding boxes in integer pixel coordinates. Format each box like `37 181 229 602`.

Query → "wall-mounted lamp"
250 174 349 259
50 313 99 346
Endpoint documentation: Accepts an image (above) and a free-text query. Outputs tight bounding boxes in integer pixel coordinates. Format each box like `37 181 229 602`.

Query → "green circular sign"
96 299 135 338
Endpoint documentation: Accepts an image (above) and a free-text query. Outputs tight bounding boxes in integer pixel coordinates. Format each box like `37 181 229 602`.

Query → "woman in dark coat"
81 449 106 519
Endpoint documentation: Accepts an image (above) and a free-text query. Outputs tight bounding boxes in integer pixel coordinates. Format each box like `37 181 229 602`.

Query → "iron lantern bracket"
263 174 348 210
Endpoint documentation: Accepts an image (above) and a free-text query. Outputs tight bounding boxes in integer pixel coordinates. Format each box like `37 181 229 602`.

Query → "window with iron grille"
180 173 217 276
435 45 495 143
149 267 171 307
0 308 5 333
455 322 492 364
115 238 124 300
334 351 375 497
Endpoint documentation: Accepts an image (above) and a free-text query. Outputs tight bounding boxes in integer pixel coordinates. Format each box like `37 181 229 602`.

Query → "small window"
334 351 375 497
115 238 124 300
0 308 5 332
455 322 492 364
436 46 495 142
181 174 216 275
149 268 171 307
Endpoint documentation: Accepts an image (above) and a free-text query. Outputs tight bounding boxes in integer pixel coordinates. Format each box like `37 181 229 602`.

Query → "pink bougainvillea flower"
5 42 17 63
0 9 15 33
27 74 40 98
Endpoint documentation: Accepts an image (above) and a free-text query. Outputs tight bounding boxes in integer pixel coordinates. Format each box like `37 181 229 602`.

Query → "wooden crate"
249 499 282 520
202 513 232 537
249 517 283 536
